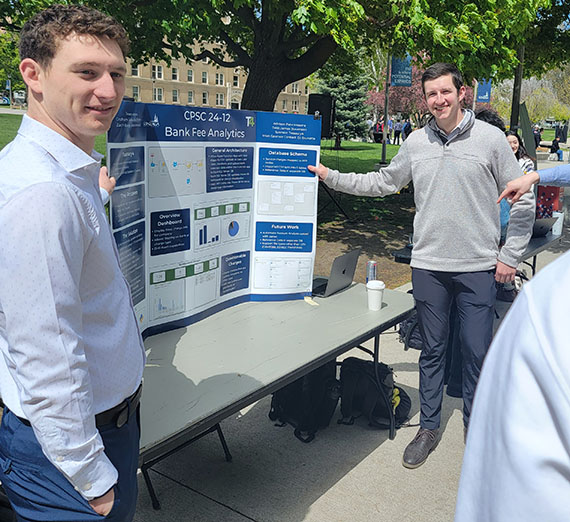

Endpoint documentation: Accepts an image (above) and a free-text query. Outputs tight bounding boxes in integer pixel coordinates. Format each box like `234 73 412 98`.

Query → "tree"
506 2 570 128
317 54 368 149
546 64 570 108
0 31 25 96
1 0 550 111
522 1 570 77
491 76 570 124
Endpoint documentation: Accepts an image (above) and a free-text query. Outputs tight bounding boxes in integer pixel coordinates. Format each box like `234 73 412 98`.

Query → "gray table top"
140 284 414 459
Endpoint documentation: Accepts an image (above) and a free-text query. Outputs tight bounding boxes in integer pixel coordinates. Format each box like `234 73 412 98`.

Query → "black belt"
11 383 142 429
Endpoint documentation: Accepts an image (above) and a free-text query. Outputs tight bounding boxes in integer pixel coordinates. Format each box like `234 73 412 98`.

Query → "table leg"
142 466 161 510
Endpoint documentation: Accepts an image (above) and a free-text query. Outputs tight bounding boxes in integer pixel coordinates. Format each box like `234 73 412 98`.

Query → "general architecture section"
125 45 311 113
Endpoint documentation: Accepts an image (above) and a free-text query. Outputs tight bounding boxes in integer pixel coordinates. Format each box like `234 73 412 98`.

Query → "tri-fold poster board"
107 102 321 337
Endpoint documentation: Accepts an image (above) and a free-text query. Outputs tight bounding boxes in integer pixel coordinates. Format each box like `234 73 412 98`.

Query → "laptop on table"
312 248 361 298
532 217 557 238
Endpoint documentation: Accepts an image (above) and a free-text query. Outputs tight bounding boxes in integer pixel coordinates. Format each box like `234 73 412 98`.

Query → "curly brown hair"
19 4 130 67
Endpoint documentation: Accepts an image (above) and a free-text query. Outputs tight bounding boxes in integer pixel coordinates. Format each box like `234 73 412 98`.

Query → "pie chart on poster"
228 220 239 237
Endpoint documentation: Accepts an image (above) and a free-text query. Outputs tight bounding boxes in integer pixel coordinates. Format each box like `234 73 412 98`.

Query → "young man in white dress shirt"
0 5 145 520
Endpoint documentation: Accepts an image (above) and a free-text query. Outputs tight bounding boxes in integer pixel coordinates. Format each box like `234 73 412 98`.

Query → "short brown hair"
19 4 129 67
421 63 463 95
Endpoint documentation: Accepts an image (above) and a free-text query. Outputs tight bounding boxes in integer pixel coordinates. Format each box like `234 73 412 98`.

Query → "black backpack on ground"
268 360 340 443
338 357 411 429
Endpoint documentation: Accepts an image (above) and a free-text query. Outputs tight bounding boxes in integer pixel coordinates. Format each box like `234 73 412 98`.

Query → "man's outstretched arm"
497 171 540 204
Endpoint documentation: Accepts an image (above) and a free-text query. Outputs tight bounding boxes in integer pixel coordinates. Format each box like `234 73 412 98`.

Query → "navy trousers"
0 407 140 522
412 268 496 430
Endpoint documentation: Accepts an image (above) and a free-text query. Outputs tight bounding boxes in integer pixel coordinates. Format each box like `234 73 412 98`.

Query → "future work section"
107 102 321 337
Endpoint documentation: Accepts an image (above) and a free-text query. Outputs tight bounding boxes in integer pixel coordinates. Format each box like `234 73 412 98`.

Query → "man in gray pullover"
309 63 535 468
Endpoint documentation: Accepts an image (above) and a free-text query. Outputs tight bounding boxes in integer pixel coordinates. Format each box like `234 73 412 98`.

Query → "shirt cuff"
100 187 110 206
70 453 118 500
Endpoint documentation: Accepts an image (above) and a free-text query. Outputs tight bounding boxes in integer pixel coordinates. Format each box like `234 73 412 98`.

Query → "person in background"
550 136 563 161
505 131 535 174
455 248 570 522
533 125 542 148
309 63 535 469
394 120 403 145
402 118 412 140
0 5 145 521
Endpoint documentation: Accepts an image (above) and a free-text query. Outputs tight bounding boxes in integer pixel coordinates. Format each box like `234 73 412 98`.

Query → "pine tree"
318 74 369 149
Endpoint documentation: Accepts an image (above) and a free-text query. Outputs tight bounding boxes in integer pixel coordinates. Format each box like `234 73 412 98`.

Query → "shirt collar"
18 115 103 173
428 109 474 143
435 110 470 136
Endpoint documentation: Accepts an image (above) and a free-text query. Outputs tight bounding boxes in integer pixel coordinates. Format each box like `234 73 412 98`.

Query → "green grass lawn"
0 113 107 156
0 114 23 151
320 139 399 173
541 128 555 142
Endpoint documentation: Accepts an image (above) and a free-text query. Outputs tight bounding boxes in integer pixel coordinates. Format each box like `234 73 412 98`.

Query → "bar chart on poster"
107 103 321 337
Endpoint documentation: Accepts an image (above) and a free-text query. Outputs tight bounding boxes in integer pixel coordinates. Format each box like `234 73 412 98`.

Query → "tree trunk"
240 63 286 111
510 46 525 130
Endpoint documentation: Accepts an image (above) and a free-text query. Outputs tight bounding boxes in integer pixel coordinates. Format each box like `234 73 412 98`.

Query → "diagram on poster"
107 102 320 337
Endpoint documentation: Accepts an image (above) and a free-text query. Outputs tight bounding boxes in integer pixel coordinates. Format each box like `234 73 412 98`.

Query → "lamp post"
380 56 391 166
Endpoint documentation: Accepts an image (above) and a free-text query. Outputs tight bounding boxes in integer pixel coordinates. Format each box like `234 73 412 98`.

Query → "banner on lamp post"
476 79 492 103
390 56 412 87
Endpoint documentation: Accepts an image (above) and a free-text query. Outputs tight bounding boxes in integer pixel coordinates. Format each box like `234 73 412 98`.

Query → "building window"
153 87 163 102
304 101 308 113
187 69 194 82
202 91 209 105
291 82 299 94
282 99 287 111
201 71 208 84
172 89 179 103
304 84 309 95
151 65 163 80
132 85 140 101
202 57 208 63
282 86 287 93
292 99 299 112
215 73 224 86
216 93 224 106
172 67 178 81
188 91 194 104
233 75 239 87
131 65 139 76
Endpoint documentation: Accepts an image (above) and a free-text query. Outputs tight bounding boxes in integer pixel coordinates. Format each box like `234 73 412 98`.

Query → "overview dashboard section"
108 102 320 337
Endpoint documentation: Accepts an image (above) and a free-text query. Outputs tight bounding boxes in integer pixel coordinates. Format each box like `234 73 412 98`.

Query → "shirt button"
84 483 92 491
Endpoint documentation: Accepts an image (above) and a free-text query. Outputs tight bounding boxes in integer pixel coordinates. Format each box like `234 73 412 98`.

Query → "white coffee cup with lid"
366 280 385 311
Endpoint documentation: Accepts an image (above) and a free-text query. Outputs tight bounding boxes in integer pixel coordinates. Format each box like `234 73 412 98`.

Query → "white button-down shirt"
0 115 145 499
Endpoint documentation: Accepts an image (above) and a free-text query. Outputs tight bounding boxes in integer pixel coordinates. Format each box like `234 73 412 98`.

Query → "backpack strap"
338 364 360 425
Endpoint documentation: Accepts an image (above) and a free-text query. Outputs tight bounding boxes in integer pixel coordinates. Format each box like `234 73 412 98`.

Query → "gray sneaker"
402 427 440 469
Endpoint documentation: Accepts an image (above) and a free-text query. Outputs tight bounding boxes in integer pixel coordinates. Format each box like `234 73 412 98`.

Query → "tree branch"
219 29 253 67
283 35 338 84
193 49 246 68
280 32 321 53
